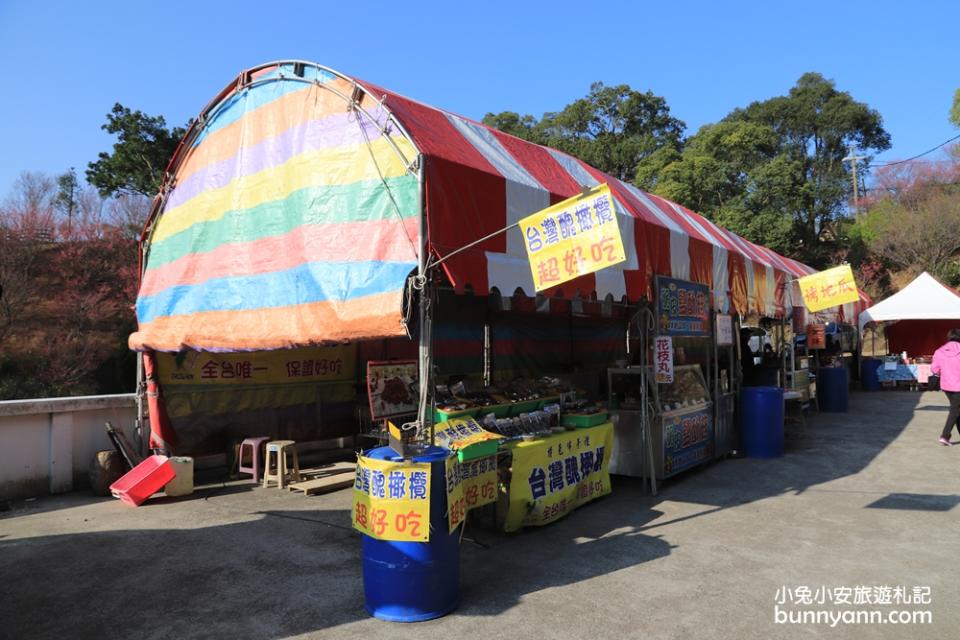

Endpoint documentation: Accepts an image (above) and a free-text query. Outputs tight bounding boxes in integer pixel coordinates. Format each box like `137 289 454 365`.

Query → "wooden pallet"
287 462 355 496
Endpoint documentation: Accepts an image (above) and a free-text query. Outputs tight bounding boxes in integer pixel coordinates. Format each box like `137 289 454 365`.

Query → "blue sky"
0 0 957 197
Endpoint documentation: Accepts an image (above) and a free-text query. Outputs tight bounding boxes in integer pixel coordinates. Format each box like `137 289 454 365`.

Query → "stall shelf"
607 365 714 480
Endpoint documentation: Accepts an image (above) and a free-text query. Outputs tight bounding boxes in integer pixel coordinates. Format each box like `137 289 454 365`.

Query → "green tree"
481 111 542 143
649 73 890 266
55 167 78 234
855 149 960 287
951 88 960 128
483 82 685 182
87 103 187 198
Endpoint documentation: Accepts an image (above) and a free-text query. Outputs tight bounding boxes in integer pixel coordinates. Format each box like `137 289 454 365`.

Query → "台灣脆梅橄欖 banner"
798 265 860 313
519 184 626 292
503 422 613 532
352 456 431 542
445 454 498 532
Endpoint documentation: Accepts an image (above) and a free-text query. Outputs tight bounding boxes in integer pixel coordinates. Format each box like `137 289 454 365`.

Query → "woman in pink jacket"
931 329 960 446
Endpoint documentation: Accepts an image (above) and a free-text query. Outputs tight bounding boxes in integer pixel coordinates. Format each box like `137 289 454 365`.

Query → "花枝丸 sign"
654 336 674 384
519 184 626 292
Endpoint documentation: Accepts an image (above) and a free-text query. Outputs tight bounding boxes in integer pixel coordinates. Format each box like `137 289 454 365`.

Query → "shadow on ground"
0 498 671 639
0 391 940 638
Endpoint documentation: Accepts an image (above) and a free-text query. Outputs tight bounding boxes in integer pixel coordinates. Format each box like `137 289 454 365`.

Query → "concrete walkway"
1 391 958 640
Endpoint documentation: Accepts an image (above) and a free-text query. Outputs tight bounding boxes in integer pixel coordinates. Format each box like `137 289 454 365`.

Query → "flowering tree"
0 171 138 398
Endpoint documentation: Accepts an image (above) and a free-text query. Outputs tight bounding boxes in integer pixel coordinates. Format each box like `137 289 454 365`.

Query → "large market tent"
128 61 868 450
859 271 960 355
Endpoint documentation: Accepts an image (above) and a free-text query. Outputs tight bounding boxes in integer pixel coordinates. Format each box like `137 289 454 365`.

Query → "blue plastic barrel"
860 358 881 391
740 386 784 458
361 446 460 622
819 366 849 412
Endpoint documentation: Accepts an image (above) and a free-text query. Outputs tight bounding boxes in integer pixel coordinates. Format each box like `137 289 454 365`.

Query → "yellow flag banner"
503 422 613 532
434 417 504 451
352 456 431 542
444 454 498 532
519 183 627 292
798 264 860 312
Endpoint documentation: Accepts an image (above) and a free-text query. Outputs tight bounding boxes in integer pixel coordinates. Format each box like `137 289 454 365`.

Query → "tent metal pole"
414 155 433 447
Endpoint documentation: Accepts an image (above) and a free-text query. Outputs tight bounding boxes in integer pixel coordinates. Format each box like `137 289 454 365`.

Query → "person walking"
931 329 960 446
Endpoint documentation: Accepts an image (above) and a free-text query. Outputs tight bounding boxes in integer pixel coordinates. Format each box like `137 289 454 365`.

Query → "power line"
873 133 960 166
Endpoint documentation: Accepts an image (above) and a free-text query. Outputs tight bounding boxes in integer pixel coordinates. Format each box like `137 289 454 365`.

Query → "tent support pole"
134 351 146 456
414 155 434 447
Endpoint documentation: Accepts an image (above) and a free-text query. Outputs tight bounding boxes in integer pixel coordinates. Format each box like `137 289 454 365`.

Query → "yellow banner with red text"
519 184 626 292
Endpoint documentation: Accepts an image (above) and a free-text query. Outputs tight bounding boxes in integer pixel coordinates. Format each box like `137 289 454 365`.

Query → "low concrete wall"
0 394 138 500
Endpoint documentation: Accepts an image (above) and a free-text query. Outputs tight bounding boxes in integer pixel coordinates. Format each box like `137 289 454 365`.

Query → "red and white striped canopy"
361 79 867 320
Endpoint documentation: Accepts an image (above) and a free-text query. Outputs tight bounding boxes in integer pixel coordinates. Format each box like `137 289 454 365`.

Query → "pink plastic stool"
238 436 270 482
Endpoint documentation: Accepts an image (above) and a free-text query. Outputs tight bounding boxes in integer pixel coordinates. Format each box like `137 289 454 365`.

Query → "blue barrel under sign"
819 366 849 412
860 358 881 391
361 445 460 622
740 386 784 458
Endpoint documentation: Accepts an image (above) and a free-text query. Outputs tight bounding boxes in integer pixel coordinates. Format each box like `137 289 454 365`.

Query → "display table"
783 389 808 429
874 363 932 385
499 422 613 532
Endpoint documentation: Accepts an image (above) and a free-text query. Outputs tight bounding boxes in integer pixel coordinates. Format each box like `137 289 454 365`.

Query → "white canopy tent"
858 272 960 331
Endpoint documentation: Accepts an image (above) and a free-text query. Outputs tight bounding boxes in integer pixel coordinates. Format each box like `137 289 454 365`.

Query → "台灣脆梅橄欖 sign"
519 184 626 292
445 454 498 532
352 456 431 542
798 265 860 313
503 422 613 532
655 276 711 337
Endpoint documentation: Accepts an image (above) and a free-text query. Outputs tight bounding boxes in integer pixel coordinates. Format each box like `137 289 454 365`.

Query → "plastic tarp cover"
130 68 420 352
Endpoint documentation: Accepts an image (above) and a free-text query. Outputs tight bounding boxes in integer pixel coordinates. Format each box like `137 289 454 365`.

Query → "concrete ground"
1 390 958 640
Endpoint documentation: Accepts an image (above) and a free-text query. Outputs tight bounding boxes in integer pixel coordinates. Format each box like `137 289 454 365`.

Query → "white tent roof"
858 272 960 330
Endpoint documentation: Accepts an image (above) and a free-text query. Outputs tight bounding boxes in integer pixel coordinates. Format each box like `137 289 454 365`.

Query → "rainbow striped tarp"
130 64 420 352
131 61 871 354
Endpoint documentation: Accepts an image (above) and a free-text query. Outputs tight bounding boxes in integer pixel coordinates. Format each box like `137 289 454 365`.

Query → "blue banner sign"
662 406 714 477
655 276 711 337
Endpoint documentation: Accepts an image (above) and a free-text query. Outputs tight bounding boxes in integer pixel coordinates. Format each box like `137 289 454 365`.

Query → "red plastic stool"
238 436 270 483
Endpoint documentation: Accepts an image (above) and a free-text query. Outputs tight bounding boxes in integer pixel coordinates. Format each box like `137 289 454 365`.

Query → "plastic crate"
457 439 500 462
560 412 609 428
433 406 480 422
110 455 176 507
506 399 541 416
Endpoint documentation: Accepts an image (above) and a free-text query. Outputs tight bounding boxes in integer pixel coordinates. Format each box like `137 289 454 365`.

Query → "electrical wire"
873 133 960 166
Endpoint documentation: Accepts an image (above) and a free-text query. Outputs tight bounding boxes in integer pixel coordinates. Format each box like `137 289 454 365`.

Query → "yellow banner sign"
445 454 498 532
798 264 860 312
434 417 504 451
503 422 613 532
352 456 431 542
157 345 356 386
520 183 626 292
